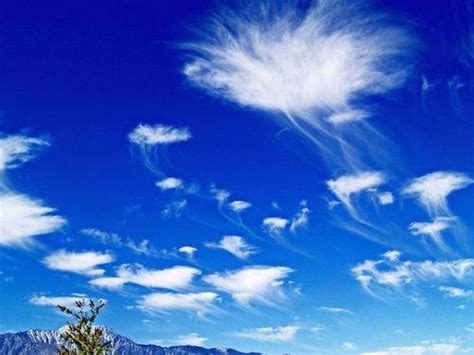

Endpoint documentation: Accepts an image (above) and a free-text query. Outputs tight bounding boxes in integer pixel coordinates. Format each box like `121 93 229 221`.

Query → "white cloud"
183 2 411 116
89 277 126 291
351 251 474 295
209 184 230 205
439 286 472 298
182 1 413 169
0 135 49 171
173 333 207 347
319 306 353 315
0 194 66 247
81 228 161 257
29 294 91 309
128 124 191 146
327 171 385 217
228 200 252 213
235 326 299 343
403 171 473 216
43 250 114 277
206 235 257 260
178 246 197 258
362 343 460 355
137 292 220 315
91 264 200 291
408 217 455 250
262 217 289 236
328 109 370 125
383 250 402 263
161 199 187 218
290 200 310 233
0 135 66 247
203 266 293 306
377 191 394 205
342 341 358 351
156 177 183 190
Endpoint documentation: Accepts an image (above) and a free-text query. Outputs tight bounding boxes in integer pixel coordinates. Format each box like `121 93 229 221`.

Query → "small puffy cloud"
89 277 126 291
290 200 310 233
228 200 252 213
402 171 473 216
438 286 472 298
351 251 474 295
262 217 289 236
156 177 183 190
0 135 49 171
91 265 200 291
0 194 66 247
173 333 207 347
319 307 353 315
178 246 197 258
43 250 114 277
327 171 385 217
235 326 299 343
203 266 293 306
29 294 92 309
206 236 257 260
137 292 220 315
128 124 191 146
377 192 394 205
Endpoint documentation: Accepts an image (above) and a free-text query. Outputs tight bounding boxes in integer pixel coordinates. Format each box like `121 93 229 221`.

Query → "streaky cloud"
402 171 473 217
203 265 293 307
183 0 415 170
205 235 258 260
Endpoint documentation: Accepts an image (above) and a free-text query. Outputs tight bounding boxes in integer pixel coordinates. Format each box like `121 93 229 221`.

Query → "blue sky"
0 0 473 354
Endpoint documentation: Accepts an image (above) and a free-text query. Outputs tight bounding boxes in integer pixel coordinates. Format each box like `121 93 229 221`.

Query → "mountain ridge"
0 326 262 355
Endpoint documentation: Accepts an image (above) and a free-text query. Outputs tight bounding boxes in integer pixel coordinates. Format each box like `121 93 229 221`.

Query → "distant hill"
0 326 262 355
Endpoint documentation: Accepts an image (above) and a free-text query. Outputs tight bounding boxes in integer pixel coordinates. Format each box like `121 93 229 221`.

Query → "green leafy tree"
57 299 110 355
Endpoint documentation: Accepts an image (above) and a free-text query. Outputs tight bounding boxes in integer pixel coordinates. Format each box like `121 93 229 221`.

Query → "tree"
57 299 110 355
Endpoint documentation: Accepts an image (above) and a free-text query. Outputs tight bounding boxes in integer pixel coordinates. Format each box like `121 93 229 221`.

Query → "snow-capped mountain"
0 326 261 355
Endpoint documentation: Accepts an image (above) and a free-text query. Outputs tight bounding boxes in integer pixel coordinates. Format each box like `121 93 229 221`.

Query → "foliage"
57 299 110 355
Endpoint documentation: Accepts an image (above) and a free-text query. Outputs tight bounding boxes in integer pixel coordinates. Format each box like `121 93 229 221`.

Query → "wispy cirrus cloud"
203 265 293 307
228 200 252 213
262 217 289 236
43 250 114 277
402 171 473 217
81 228 168 258
351 251 474 298
362 342 461 355
128 123 191 177
290 200 310 233
438 286 472 299
327 171 385 219
235 325 300 343
205 235 258 260
0 134 66 247
137 292 220 316
90 264 201 291
183 0 414 170
408 217 456 252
